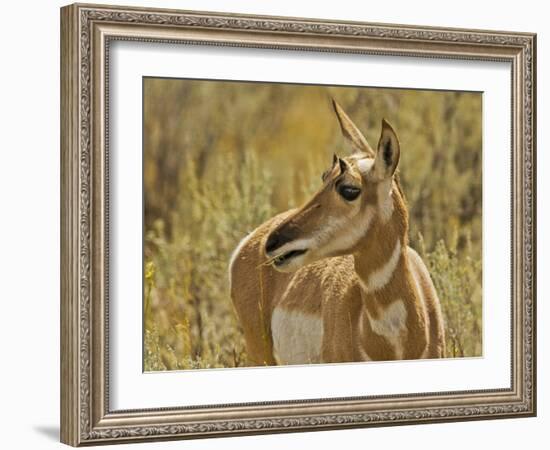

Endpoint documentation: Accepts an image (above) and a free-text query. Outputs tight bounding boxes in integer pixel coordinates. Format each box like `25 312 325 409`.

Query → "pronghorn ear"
332 99 375 157
373 119 400 180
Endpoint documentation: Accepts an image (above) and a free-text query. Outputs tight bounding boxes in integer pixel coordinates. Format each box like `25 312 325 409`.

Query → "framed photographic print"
60 3 537 446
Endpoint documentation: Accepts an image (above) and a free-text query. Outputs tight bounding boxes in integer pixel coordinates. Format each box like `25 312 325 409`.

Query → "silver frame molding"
60 3 536 446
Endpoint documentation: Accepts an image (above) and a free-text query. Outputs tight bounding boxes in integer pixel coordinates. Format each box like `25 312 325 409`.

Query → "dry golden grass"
143 79 482 370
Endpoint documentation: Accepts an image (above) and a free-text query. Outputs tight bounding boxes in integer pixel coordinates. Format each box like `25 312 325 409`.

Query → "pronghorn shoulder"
320 255 358 296
286 255 356 293
315 257 364 326
273 256 357 311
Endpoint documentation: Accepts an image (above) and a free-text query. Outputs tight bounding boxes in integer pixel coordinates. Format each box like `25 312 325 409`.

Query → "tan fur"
229 104 445 366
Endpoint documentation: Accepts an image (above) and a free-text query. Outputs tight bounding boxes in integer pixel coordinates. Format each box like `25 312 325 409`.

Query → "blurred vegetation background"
143 78 482 371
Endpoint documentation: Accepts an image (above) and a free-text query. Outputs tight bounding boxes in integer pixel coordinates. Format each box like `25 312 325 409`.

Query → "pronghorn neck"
352 186 410 303
353 205 428 359
353 229 408 304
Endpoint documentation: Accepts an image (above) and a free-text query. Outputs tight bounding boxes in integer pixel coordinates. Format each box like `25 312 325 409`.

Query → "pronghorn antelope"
229 100 445 366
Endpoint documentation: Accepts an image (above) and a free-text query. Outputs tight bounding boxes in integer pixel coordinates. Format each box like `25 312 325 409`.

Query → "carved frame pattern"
60 3 536 446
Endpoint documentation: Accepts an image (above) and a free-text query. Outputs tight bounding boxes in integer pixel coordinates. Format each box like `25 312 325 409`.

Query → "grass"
142 79 483 371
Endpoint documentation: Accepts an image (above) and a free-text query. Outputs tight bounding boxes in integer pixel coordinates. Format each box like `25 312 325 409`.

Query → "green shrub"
144 152 274 370
421 230 482 357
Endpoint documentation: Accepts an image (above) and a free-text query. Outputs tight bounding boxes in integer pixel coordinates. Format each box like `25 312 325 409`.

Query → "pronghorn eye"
338 185 361 201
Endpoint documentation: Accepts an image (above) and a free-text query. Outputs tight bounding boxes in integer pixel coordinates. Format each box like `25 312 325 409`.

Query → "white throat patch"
360 239 402 294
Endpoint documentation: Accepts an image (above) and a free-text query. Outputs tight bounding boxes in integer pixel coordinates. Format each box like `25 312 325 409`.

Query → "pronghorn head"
265 100 408 272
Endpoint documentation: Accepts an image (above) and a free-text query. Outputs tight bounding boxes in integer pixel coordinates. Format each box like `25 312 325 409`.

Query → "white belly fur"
271 308 323 365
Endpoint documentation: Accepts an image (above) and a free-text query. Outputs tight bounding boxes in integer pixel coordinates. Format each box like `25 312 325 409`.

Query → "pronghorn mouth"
273 249 308 267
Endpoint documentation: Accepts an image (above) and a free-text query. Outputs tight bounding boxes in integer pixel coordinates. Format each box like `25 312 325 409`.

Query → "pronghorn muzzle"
265 225 309 268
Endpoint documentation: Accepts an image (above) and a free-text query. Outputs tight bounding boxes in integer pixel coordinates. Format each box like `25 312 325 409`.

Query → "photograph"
142 78 483 371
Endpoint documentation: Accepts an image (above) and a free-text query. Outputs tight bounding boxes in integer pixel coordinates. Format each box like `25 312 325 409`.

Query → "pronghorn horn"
338 157 348 174
331 98 375 157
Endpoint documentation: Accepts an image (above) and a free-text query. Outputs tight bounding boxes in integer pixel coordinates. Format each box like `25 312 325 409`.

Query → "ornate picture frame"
60 2 536 446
